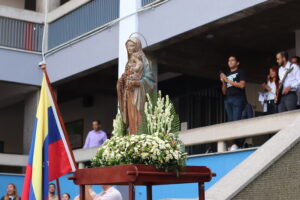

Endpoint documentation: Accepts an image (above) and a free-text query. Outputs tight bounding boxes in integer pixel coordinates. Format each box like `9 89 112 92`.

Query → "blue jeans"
225 96 246 147
224 96 246 122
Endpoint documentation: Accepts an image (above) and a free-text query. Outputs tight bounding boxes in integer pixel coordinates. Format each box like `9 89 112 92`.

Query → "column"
118 0 141 78
117 1 141 199
23 90 40 154
36 0 61 13
217 141 226 153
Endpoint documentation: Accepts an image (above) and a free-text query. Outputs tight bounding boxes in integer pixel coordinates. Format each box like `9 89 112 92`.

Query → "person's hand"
262 83 268 90
282 86 291 95
220 74 224 82
220 73 228 83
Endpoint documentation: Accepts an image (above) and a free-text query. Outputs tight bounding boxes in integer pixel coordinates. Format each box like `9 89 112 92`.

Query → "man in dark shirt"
220 56 247 121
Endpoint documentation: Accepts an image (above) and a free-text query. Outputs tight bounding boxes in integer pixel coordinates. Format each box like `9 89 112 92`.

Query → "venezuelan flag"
22 73 76 200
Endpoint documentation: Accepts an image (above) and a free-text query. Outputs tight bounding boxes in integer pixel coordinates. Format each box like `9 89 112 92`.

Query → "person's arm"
85 185 96 200
94 189 121 200
103 131 108 141
225 80 246 89
262 83 271 91
282 65 300 94
221 82 227 95
220 73 227 95
83 133 90 149
73 195 80 200
292 65 300 89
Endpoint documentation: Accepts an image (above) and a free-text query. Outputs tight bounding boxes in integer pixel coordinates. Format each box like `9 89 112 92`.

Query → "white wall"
59 94 117 144
0 0 24 9
0 102 24 153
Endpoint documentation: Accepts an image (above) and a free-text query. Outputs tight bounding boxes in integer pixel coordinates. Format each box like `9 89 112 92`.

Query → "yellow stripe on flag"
31 74 51 199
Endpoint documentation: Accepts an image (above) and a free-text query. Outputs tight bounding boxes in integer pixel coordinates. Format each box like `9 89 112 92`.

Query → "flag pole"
40 64 78 170
56 178 62 200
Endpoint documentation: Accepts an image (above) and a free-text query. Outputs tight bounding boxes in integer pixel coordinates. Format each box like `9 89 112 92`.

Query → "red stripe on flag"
48 139 73 181
22 164 32 200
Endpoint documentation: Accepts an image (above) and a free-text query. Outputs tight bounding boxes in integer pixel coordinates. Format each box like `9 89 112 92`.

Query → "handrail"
0 110 299 168
180 110 300 146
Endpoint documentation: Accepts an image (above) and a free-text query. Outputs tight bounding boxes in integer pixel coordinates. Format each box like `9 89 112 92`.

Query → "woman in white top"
262 66 279 114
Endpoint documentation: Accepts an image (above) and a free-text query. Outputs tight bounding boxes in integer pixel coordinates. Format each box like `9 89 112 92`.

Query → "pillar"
217 141 226 153
117 1 141 199
118 0 141 78
78 162 85 169
36 0 60 13
23 90 40 154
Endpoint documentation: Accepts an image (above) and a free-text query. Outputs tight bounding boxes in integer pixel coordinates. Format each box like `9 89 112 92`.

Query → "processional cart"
69 37 216 200
69 164 216 200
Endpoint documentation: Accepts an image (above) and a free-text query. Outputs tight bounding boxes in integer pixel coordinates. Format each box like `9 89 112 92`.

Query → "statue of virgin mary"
117 37 155 135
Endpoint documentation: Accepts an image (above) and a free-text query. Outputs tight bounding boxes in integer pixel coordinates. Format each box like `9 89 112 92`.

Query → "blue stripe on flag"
47 106 62 144
43 134 49 200
29 183 37 200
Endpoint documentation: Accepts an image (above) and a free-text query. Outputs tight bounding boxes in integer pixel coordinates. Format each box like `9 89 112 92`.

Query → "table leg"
147 185 152 200
80 185 85 200
129 183 135 200
198 182 205 200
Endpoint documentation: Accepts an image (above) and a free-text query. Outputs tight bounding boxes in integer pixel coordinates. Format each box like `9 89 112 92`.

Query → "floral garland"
92 91 187 170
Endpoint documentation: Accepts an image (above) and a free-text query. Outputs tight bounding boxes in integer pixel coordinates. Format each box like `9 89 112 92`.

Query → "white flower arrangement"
144 91 174 135
92 91 187 170
91 134 186 169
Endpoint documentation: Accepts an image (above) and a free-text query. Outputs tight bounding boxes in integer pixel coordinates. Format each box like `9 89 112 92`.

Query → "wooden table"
69 164 216 200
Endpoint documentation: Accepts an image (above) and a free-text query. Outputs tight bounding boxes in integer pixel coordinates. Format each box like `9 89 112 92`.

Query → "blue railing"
48 0 120 49
1 0 158 51
0 16 43 52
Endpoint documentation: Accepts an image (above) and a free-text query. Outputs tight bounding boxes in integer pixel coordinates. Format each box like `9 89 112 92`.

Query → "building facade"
1 0 300 165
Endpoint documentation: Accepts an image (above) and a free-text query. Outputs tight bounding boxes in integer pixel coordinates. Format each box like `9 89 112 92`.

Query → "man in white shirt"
276 51 300 112
74 185 122 200
48 183 58 200
291 56 300 107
